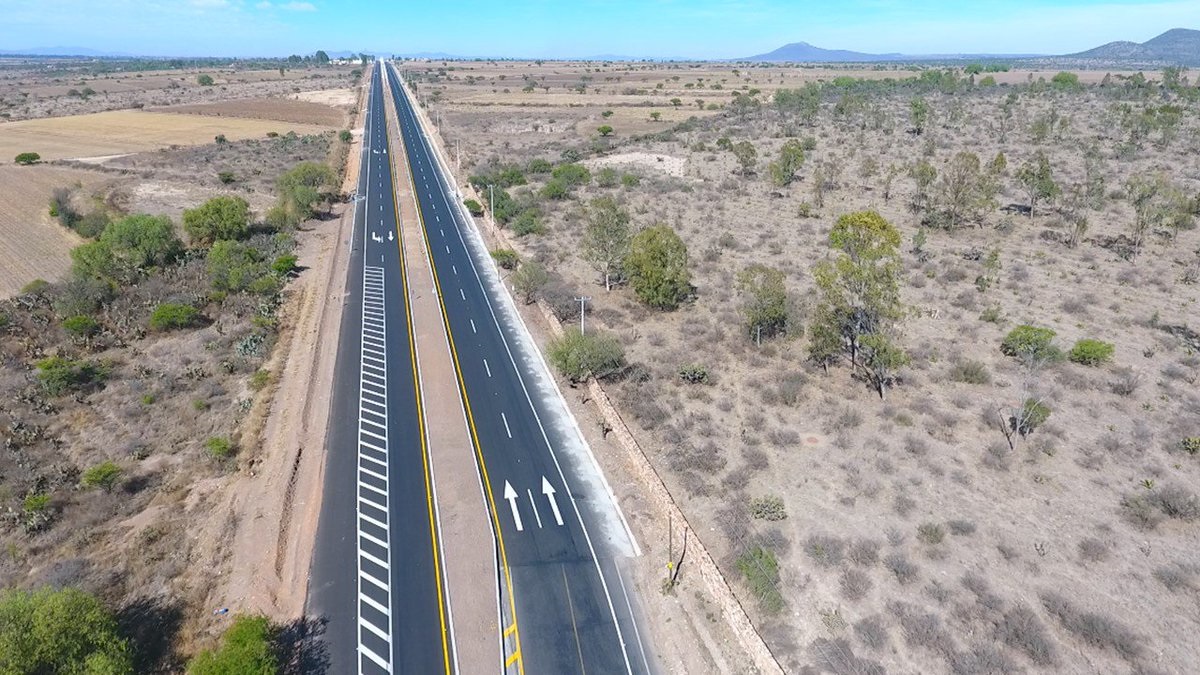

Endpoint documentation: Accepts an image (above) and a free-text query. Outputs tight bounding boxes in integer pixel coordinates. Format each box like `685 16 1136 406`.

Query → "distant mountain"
0 46 133 57
743 41 903 63
1069 28 1200 64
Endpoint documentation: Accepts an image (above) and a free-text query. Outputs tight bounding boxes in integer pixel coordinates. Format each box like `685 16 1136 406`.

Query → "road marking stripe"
484 359 491 377
501 412 512 438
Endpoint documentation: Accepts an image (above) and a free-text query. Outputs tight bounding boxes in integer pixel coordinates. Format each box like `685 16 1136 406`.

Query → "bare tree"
580 197 631 291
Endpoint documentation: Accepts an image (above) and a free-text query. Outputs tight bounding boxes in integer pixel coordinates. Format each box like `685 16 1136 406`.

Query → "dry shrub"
1039 591 1142 661
1152 564 1197 593
804 534 846 568
947 519 976 536
854 615 889 651
839 568 873 602
1077 537 1110 563
808 637 885 675
997 603 1058 666
884 552 919 585
888 601 955 655
849 539 881 566
893 493 917 518
948 643 1020 675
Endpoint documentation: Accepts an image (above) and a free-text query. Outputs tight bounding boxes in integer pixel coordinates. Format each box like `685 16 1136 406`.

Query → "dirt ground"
412 60 1200 673
150 98 349 128
0 164 109 295
0 109 334 163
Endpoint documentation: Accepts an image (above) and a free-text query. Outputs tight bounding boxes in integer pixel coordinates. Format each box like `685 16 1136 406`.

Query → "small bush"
840 568 873 602
947 520 976 536
551 162 591 186
848 539 881 566
855 615 889 650
81 461 122 493
149 303 200 331
678 364 710 385
490 248 519 270
525 158 552 174
948 360 990 384
197 74 215 86
596 167 619 187
621 173 640 188
1040 592 1142 661
205 436 234 459
538 179 569 200
1015 398 1051 435
1001 325 1059 361
0 586 132 673
463 198 484 216
21 278 50 295
217 171 236 184
749 495 786 521
1069 339 1114 366
546 328 625 382
998 604 1058 666
1150 483 1200 521
1182 437 1200 455
187 614 277 675
61 314 100 337
270 254 298 277
917 522 945 545
14 152 41 165
338 129 353 143
249 369 270 391
511 261 549 304
511 210 545 236
36 357 106 396
736 546 783 613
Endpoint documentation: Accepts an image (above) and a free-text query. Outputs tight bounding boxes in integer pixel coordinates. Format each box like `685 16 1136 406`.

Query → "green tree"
207 241 268 293
580 197 631 291
933 151 993 229
596 124 614 137
0 586 132 674
808 211 907 398
62 315 100 338
14 152 40 165
81 461 123 493
314 50 330 64
625 224 691 310
1001 325 1060 363
183 196 251 246
1015 151 1059 218
773 83 821 125
767 139 806 187
197 74 214 86
731 140 757 176
274 162 337 226
187 614 277 675
511 260 550 304
551 163 590 187
103 214 182 275
909 160 938 214
546 328 625 382
910 97 930 135
737 264 791 341
1050 71 1082 92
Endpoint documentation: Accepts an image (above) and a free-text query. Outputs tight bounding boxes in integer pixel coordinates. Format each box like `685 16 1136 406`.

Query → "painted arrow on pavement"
504 480 523 531
542 476 564 526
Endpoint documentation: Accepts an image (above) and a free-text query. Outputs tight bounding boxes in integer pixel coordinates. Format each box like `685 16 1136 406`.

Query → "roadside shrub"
1039 592 1142 661
1000 325 1059 361
551 162 591 187
749 495 786 521
36 357 106 396
546 328 625 382
14 152 41 165
150 303 200 331
338 129 353 143
61 315 99 338
948 360 990 384
678 364 710 385
490 248 519 270
187 614 277 675
463 198 484 216
183 196 251 246
207 240 270 293
538 179 569 200
511 210 545 236
736 546 783 613
81 460 123 492
249 369 270 391
0 586 132 674
205 436 234 459
511 261 549 304
1068 338 1114 366
271 254 298 276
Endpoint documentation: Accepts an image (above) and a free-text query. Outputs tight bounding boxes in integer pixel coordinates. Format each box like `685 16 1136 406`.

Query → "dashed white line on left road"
501 412 512 438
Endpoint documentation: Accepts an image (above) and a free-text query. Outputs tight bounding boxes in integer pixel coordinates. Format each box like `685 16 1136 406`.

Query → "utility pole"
575 296 590 334
488 184 495 227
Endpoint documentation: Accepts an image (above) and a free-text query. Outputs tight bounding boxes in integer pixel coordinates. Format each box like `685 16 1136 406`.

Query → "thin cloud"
280 1 316 10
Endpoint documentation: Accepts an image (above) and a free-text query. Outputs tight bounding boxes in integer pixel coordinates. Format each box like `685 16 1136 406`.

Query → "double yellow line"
381 75 454 674
386 64 526 675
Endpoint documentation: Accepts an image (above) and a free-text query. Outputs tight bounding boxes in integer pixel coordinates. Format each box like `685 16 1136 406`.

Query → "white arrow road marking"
542 476 564 527
388 230 394 242
527 489 543 528
504 481 523 531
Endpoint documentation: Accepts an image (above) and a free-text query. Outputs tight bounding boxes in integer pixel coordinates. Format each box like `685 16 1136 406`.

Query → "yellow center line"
386 65 525 675
382 70 453 675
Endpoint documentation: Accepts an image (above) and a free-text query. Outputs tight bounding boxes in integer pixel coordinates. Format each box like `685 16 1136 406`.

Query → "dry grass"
0 110 333 162
151 97 348 127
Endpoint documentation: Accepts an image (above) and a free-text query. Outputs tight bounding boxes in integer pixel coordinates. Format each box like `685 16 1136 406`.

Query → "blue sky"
1 0 1197 58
